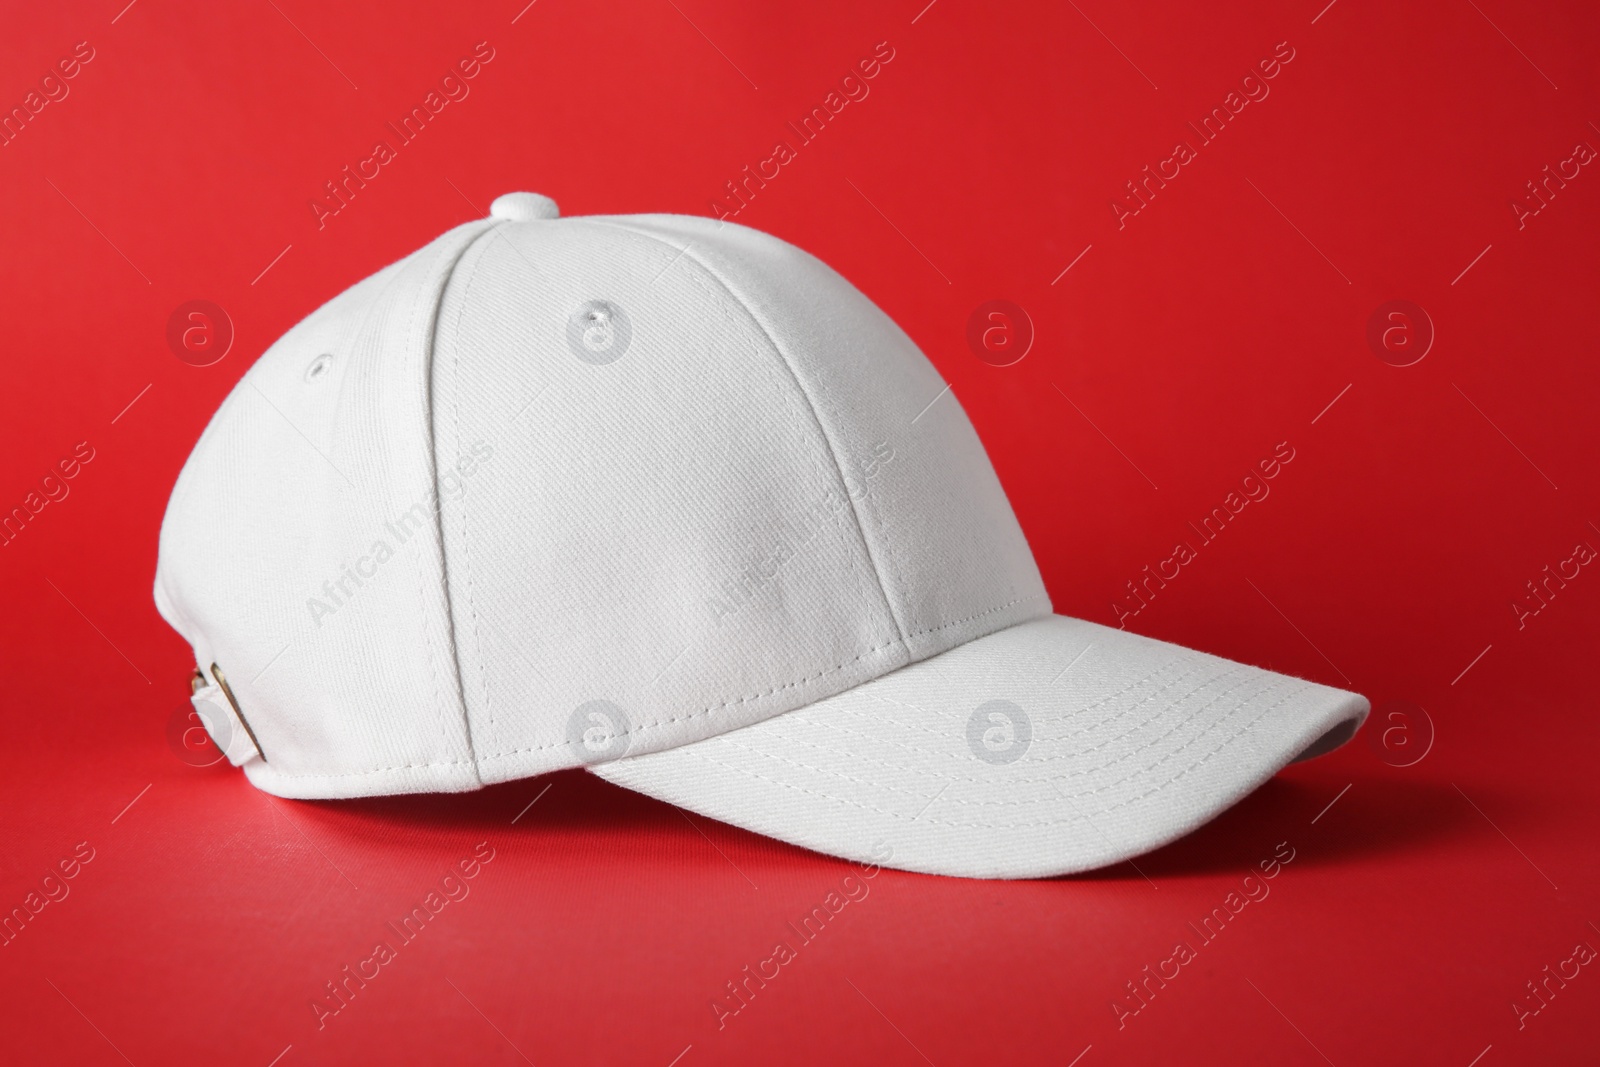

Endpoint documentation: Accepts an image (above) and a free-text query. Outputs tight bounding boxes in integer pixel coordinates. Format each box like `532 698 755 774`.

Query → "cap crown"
155 207 1049 797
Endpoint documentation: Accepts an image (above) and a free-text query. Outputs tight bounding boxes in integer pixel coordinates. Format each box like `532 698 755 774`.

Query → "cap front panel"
610 216 1053 661
431 219 908 781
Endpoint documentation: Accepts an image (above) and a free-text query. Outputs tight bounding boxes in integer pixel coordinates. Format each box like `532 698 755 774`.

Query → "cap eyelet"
305 353 335 383
565 300 631 365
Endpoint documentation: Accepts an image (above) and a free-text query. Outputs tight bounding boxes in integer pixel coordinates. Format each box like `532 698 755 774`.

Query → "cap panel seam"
429 213 904 768
588 216 1052 654
256 593 1039 779
404 244 453 770
240 655 1332 791
414 219 502 787
442 225 510 751
582 216 911 653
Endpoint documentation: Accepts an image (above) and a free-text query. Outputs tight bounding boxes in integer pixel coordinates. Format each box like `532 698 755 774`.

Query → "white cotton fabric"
428 213 1049 786
593 615 1367 879
154 195 1367 878
156 222 494 797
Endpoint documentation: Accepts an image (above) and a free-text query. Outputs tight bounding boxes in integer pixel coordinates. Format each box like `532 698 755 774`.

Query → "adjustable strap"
189 664 264 765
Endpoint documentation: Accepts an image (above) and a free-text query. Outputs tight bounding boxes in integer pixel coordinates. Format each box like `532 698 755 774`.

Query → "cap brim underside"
588 615 1367 879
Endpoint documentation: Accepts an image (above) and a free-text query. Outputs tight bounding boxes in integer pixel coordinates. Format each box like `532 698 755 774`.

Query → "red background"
2 0 1597 1063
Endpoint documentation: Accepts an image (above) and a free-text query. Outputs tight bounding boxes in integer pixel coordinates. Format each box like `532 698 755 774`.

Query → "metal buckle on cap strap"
189 663 265 766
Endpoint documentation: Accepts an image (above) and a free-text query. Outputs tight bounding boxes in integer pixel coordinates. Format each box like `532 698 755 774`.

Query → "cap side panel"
156 222 495 798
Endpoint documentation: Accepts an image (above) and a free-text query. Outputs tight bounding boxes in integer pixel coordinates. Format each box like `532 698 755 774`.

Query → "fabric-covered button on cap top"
490 192 560 221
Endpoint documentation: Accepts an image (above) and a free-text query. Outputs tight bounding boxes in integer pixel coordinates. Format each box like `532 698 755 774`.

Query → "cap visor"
588 615 1368 879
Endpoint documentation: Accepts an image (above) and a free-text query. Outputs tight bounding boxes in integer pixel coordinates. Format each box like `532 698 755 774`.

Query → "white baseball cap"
156 191 1367 879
